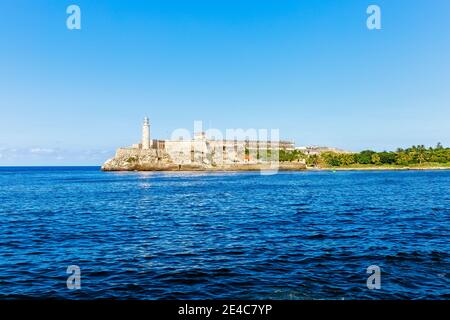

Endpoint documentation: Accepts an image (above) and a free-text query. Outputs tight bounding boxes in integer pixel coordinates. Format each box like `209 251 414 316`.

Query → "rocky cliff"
101 148 202 171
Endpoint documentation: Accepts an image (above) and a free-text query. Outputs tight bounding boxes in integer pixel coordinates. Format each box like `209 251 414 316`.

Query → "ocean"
0 167 449 299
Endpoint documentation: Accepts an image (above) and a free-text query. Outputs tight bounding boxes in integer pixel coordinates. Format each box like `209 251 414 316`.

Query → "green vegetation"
279 149 305 162
278 144 450 168
126 156 137 163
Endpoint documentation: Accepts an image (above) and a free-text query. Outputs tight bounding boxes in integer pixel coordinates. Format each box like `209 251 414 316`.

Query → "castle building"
133 117 294 165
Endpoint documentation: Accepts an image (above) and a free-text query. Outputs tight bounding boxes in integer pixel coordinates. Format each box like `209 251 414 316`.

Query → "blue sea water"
0 167 449 299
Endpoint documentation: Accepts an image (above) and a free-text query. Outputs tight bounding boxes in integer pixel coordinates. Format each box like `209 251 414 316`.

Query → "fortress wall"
109 139 279 169
163 139 248 165
115 148 158 159
165 140 194 164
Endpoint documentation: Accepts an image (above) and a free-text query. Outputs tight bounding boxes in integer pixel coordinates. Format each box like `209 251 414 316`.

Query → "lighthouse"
142 117 150 149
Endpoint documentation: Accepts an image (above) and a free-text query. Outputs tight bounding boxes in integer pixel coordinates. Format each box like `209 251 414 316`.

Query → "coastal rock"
101 147 306 172
102 148 185 171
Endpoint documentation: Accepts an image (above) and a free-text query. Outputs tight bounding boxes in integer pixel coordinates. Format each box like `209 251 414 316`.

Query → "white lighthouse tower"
142 117 150 149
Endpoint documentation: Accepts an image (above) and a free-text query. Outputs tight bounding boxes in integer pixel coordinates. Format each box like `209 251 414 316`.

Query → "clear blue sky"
1 0 449 165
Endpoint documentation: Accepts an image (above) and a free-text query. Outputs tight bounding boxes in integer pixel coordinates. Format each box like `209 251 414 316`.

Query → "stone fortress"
101 117 306 171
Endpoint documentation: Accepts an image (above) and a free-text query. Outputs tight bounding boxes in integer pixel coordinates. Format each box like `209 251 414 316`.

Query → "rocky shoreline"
101 163 307 172
101 147 306 172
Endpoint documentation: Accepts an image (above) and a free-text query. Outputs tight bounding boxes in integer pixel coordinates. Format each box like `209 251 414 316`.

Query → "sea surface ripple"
0 167 449 299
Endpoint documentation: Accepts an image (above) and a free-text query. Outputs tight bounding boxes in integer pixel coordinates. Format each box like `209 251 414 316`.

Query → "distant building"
295 146 352 155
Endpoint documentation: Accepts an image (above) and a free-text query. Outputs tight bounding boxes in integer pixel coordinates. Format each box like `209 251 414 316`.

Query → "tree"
308 144 449 168
371 154 381 165
339 153 355 166
396 152 412 166
321 152 340 166
307 154 319 167
378 151 396 164
416 145 427 164
355 150 376 164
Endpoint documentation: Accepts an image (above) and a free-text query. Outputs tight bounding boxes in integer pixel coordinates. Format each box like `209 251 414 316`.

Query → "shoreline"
5 165 447 172
308 166 450 171
101 164 450 173
101 162 308 172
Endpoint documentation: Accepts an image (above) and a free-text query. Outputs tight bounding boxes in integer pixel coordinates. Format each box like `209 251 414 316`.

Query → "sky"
0 0 449 165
